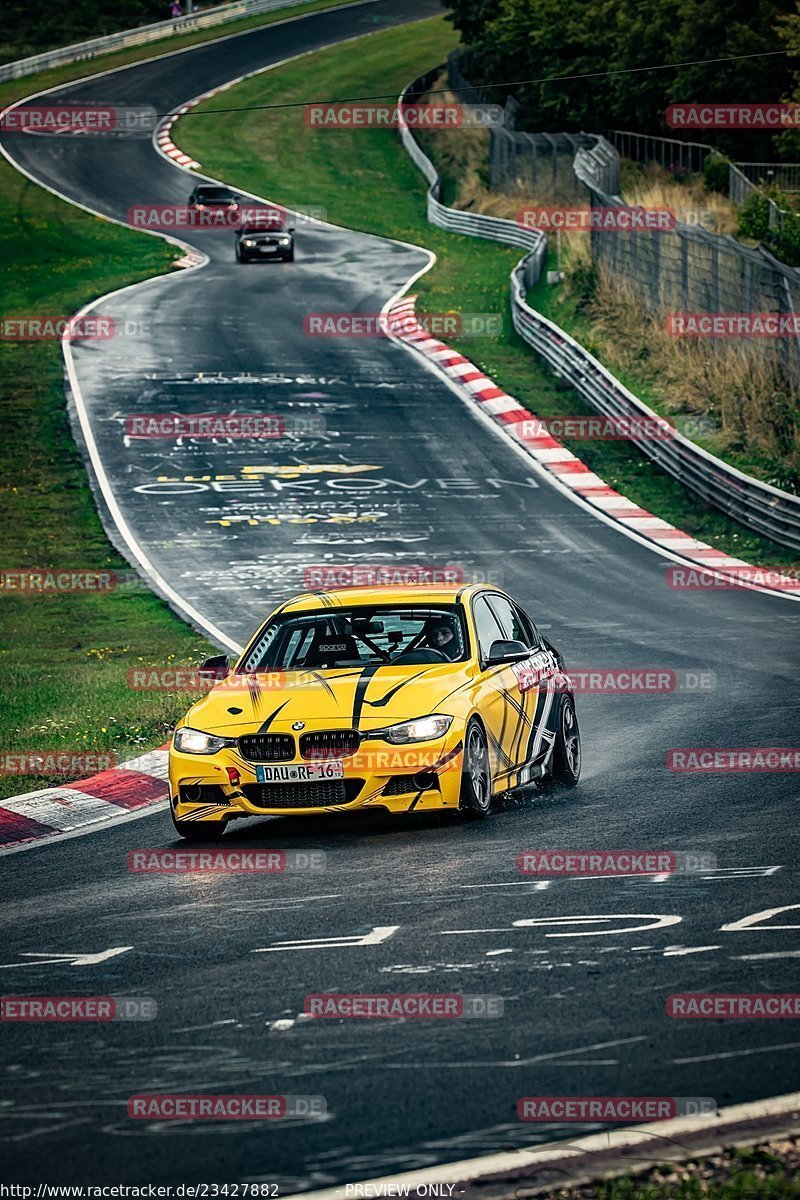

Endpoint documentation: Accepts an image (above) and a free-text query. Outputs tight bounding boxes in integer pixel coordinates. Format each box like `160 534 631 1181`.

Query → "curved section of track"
1 2 799 1188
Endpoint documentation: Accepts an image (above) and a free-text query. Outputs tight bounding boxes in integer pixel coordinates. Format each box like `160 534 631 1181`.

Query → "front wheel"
460 718 492 817
549 695 581 786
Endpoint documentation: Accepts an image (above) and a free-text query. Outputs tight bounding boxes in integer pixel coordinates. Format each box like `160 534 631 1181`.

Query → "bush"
703 153 730 195
738 187 800 267
569 258 599 311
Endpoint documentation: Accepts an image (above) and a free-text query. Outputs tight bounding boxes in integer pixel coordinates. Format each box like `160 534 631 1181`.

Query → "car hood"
183 663 473 735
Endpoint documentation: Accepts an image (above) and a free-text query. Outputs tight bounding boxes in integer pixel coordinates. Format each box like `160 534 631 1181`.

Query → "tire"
550 695 581 786
171 813 227 841
459 718 492 817
284 249 294 262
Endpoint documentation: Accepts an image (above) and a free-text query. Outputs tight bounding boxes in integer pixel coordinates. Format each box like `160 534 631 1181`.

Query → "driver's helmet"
424 613 460 656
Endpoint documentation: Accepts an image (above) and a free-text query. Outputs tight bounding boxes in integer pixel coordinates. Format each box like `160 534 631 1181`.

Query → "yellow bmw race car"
168 585 580 839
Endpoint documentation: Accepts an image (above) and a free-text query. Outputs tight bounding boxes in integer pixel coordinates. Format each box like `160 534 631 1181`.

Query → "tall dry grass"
573 266 798 480
421 75 799 487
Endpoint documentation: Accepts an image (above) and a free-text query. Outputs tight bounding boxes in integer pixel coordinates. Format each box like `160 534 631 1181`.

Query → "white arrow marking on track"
721 903 800 932
253 925 400 952
0 947 133 969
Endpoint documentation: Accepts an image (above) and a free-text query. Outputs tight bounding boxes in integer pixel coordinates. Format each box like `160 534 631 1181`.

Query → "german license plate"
256 761 344 783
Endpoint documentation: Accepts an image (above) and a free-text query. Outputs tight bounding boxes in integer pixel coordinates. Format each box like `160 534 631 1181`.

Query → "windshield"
196 188 235 201
240 223 285 235
240 605 469 671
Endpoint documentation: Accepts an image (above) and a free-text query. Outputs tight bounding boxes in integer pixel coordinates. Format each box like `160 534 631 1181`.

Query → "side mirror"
287 226 296 234
198 654 230 680
485 639 530 666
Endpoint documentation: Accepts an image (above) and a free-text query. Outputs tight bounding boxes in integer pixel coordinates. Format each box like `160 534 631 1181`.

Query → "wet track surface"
1 0 799 1187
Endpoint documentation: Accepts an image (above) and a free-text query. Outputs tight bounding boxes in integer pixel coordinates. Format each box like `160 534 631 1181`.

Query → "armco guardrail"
0 0 302 83
399 71 800 551
400 71 547 289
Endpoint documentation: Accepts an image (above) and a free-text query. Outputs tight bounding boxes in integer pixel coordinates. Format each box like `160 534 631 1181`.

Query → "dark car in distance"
235 218 295 263
187 184 240 215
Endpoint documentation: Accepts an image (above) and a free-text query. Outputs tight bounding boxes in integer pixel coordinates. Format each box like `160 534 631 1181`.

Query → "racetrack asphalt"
1 0 799 1187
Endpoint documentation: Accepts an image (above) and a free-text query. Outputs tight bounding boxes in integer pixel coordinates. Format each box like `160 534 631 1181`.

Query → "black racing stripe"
303 669 336 699
486 725 515 774
519 680 555 771
432 676 472 709
504 689 532 765
351 664 382 730
247 674 263 715
257 699 291 733
407 789 425 812
366 670 429 709
433 739 463 772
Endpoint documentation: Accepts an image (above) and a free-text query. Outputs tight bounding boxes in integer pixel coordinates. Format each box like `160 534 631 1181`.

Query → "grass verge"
176 22 799 570
0 165 216 800
0 0 383 803
568 1135 800 1198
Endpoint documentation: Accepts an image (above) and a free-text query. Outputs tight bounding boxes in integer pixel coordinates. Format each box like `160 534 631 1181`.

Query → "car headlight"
278 237 291 246
242 239 255 247
374 715 453 744
174 726 235 755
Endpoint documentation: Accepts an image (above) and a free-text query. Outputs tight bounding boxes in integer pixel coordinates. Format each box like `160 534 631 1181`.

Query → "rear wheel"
171 813 227 841
550 695 581 786
460 718 492 817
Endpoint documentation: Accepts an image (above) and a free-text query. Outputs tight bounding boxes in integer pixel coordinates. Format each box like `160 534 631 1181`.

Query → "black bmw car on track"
235 217 295 262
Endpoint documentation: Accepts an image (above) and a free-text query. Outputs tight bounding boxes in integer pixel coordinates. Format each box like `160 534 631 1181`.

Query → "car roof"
278 584 500 612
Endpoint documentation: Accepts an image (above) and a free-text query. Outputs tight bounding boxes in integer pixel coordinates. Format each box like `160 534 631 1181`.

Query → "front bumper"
169 730 465 824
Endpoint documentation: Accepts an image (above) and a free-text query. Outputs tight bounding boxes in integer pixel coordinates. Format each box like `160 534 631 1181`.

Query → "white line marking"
663 945 720 956
721 904 800 932
733 950 800 961
0 947 132 969
674 1043 800 1064
253 925 400 952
